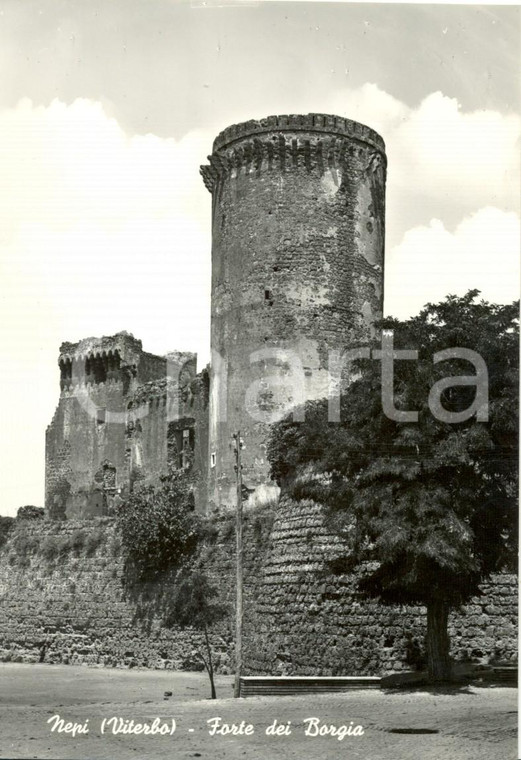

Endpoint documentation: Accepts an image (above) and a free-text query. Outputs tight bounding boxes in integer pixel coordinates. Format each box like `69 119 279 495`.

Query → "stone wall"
0 501 516 674
0 517 235 670
242 498 517 675
45 382 128 519
125 369 210 512
189 369 210 513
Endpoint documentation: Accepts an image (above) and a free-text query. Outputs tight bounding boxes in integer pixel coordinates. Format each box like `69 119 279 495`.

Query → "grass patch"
9 526 107 566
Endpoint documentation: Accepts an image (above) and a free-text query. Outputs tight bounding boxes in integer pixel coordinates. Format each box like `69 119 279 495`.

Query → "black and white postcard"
0 2 518 759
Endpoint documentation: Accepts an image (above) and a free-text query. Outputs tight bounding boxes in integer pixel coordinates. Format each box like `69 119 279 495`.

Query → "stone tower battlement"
201 113 386 509
59 331 143 361
200 113 386 193
58 332 143 391
58 332 196 393
211 112 385 153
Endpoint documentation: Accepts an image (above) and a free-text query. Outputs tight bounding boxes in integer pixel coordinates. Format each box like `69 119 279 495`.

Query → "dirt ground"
0 662 517 760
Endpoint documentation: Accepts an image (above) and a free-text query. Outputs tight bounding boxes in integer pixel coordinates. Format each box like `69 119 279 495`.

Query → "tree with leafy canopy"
267 292 518 681
169 570 228 699
115 469 227 696
115 466 199 581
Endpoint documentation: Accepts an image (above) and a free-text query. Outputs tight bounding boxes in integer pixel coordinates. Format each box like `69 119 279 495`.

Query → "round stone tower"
201 113 386 509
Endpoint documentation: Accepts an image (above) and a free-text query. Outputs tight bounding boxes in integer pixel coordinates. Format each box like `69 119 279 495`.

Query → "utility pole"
232 431 244 698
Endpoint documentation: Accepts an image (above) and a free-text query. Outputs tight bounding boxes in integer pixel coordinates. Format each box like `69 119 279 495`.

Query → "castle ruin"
4 113 514 675
46 114 387 515
45 332 208 517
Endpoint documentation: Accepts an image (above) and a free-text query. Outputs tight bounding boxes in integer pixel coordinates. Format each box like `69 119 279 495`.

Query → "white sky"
0 1 519 515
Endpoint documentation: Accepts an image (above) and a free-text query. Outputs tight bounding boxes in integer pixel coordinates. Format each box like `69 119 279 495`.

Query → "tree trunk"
204 625 217 699
425 599 452 682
